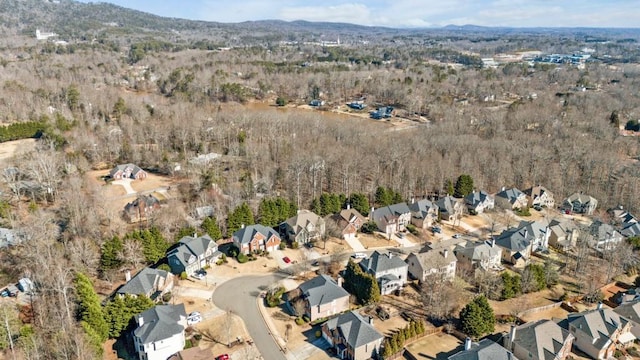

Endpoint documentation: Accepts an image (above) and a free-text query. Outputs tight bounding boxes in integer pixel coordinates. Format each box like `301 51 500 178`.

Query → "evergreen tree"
175 226 199 242
66 85 80 111
100 236 123 271
126 227 168 264
227 202 255 235
459 295 495 338
501 272 522 300
342 259 380 305
104 295 155 338
375 186 392 207
74 273 109 343
258 197 297 227
348 193 370 216
445 179 454 195
201 216 222 240
454 174 474 198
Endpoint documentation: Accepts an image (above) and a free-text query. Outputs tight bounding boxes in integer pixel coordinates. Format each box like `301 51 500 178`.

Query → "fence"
517 301 563 317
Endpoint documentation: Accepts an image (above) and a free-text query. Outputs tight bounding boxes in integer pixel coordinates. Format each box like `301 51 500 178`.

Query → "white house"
371 203 412 235
405 248 457 282
464 191 494 214
133 304 187 360
359 251 408 295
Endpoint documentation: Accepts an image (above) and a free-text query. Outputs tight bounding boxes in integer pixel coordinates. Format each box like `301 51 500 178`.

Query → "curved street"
212 273 289 360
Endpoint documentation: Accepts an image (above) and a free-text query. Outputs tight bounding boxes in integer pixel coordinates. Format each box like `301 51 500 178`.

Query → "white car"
187 313 202 325
352 252 366 259
192 272 205 280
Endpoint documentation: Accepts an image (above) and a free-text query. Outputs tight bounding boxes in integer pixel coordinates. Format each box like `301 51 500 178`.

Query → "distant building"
35 29 58 41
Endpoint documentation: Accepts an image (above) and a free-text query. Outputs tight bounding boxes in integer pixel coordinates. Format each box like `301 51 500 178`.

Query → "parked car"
396 232 405 238
215 355 229 360
352 252 366 259
283 256 291 264
187 312 202 325
533 205 543 211
452 234 461 239
192 272 205 280
432 226 442 234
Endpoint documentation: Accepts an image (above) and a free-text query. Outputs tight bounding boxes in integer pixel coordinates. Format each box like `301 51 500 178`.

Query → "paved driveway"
391 233 416 247
344 235 366 252
112 178 135 194
212 274 290 360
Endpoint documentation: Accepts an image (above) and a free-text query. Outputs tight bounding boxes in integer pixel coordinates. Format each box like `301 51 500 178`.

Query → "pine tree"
104 295 155 338
100 236 123 271
74 273 109 343
459 295 495 338
227 202 255 235
348 193 370 216
201 216 222 240
375 186 392 207
454 174 474 198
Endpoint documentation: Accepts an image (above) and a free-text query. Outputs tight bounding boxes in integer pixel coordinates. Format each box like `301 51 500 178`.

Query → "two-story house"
286 274 350 322
408 199 439 229
405 248 457 282
359 251 408 295
133 304 187 360
280 210 325 246
124 195 161 223
116 267 174 301
503 320 574 360
232 224 281 254
371 203 412 235
464 191 494 214
563 193 598 215
333 207 366 240
166 235 221 276
524 185 555 208
449 338 519 360
436 196 464 222
566 306 635 359
495 187 528 210
589 221 624 252
454 240 503 273
322 311 384 360
613 299 640 339
548 219 579 250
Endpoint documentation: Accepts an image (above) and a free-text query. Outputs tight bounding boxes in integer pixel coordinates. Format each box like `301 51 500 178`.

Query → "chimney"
337 276 344 287
597 302 603 310
368 316 374 325
443 249 449 258
387 252 393 259
125 270 131 282
137 314 144 327
507 325 517 350
193 231 197 238
501 186 506 192
370 207 375 219
411 197 415 204
491 238 496 247
241 223 245 229
464 337 472 351
346 203 351 210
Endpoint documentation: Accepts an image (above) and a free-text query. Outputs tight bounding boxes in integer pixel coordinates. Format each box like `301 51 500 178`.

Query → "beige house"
322 311 383 360
116 267 174 301
280 210 326 245
524 185 555 208
495 187 528 210
504 320 574 360
548 219 579 250
408 199 438 229
567 306 635 360
286 274 350 322
405 248 457 282
454 240 503 273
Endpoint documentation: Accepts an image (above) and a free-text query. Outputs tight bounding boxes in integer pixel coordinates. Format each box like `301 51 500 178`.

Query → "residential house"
333 207 366 240
286 274 350 322
495 187 528 210
193 205 214 220
168 347 213 360
232 224 281 254
608 206 637 226
524 185 555 208
109 163 147 180
589 221 623 252
548 219 579 250
167 235 221 276
614 299 640 339
408 199 439 229
117 267 174 301
495 221 549 266
280 210 325 245
405 248 457 282
621 221 640 238
454 240 503 273
563 193 598 215
503 320 574 360
371 203 412 235
124 195 160 223
359 251 408 295
566 306 635 359
322 311 384 360
449 338 519 360
133 304 187 360
464 191 494 214
437 196 464 222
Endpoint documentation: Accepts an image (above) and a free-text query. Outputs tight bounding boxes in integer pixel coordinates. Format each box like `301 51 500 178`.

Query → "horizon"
75 0 640 29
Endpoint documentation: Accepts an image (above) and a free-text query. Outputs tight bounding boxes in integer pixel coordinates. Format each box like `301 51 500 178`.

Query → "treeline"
0 120 46 143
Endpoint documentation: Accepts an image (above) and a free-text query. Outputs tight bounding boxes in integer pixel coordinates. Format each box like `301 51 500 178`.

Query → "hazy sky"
78 0 639 28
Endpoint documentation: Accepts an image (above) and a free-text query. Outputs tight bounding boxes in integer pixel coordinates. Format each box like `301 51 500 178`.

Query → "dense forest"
0 0 639 358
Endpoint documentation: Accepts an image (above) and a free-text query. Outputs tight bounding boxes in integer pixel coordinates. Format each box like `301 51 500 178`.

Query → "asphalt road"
212 273 289 360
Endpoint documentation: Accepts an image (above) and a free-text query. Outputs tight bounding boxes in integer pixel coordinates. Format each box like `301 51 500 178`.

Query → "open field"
0 139 37 167
359 233 399 249
404 332 463 360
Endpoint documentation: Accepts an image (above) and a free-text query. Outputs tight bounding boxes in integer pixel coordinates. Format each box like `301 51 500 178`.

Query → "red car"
283 256 291 264
215 355 229 360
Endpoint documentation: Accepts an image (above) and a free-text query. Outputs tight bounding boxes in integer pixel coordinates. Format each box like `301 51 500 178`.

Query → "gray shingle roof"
496 188 525 203
408 199 437 219
373 203 411 223
614 299 640 324
233 224 280 245
621 222 640 237
437 196 461 215
566 193 597 205
507 320 573 360
495 228 531 252
464 191 491 208
298 274 349 307
360 251 408 275
454 241 502 262
524 185 553 200
567 308 629 350
324 311 383 349
449 339 518 360
109 163 145 178
167 235 216 269
134 304 186 344
117 267 169 296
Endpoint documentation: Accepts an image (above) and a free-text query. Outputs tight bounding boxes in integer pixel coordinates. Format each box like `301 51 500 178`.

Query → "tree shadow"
111 336 137 360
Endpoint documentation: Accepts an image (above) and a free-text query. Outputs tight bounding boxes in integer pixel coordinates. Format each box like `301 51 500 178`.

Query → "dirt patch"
197 311 252 356
359 233 399 249
0 139 37 167
520 306 570 322
404 332 463 360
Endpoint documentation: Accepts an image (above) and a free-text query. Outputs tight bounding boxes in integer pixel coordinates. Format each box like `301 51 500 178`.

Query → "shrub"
228 245 240 258
162 292 172 303
295 317 304 325
514 207 531 216
303 315 310 322
315 330 322 338
406 224 419 236
237 253 248 263
184 339 193 349
291 242 299 249
180 272 187 280
216 259 224 265
275 96 287 106
361 221 378 234
279 242 286 250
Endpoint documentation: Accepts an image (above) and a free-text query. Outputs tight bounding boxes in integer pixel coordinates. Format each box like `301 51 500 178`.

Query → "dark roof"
117 267 169 296
124 194 159 213
109 163 145 177
614 299 640 324
298 274 349 307
373 203 411 223
134 304 186 344
507 320 573 360
496 188 525 204
360 250 408 275
464 191 492 207
449 339 518 360
408 199 438 219
324 311 383 349
567 308 629 350
167 235 216 268
437 196 461 215
233 224 280 245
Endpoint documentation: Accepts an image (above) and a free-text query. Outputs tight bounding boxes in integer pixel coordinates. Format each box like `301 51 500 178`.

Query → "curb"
255 296 289 355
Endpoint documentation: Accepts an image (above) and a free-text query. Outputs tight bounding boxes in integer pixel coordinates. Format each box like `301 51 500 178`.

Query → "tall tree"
74 273 109 346
454 174 474 198
201 216 222 240
348 193 370 216
459 295 495 339
100 236 123 272
227 202 255 235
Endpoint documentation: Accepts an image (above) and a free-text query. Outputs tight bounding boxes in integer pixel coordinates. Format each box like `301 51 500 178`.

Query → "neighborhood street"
212 274 290 360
